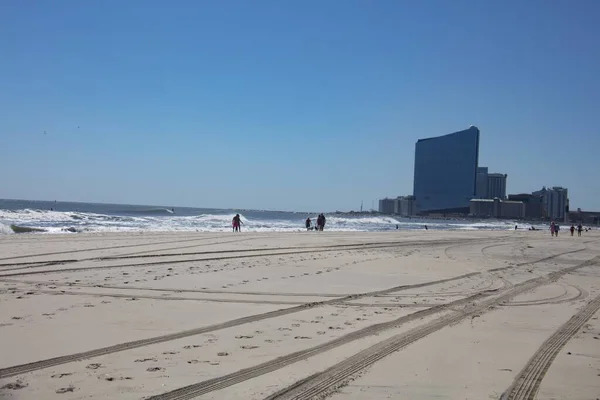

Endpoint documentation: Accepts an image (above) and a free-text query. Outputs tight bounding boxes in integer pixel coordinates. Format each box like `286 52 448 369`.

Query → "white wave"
0 208 525 234
0 222 14 235
326 216 401 226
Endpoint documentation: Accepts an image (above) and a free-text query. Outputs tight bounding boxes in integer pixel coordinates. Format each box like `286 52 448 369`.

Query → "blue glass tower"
413 126 480 213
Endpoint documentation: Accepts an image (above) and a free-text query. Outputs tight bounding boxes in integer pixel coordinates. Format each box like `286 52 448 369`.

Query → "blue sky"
1 0 599 212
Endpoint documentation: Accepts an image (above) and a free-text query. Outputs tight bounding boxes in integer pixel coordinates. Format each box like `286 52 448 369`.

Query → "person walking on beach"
305 217 312 231
316 214 323 231
554 223 560 237
321 214 326 231
550 221 555 237
577 224 583 236
570 225 575 236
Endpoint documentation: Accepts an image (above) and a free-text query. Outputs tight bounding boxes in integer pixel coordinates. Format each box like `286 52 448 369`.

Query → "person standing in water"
305 217 312 231
321 214 326 231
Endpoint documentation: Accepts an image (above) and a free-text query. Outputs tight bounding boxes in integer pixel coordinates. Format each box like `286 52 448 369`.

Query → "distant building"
395 195 417 217
487 173 507 199
500 200 526 219
568 209 600 225
476 167 488 198
470 198 525 219
469 199 497 218
413 126 480 213
533 187 569 220
508 193 544 219
378 196 417 216
378 198 396 215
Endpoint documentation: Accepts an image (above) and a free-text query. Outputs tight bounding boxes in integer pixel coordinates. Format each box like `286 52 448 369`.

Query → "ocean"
0 199 521 234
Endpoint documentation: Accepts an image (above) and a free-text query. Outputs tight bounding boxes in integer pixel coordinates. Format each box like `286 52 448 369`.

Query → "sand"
0 229 598 399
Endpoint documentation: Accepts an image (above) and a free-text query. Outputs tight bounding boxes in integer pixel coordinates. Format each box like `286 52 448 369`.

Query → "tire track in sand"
257 257 599 400
0 239 478 277
500 292 600 400
0 271 480 379
144 289 496 400
0 247 587 380
0 235 226 262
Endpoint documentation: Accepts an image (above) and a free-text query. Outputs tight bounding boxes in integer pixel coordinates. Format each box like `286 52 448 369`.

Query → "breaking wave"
0 207 524 235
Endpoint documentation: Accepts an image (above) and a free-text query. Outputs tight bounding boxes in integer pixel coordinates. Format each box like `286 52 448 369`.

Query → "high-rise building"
476 167 488 198
378 198 396 215
413 126 480 213
533 186 569 220
396 195 417 216
487 173 507 199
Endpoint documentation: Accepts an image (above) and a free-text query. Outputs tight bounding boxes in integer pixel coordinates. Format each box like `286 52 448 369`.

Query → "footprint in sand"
146 367 163 372
134 358 157 363
292 323 300 327
294 336 312 340
162 351 179 355
183 345 201 349
86 363 103 370
217 352 229 356
241 345 259 350
1 380 27 390
56 385 76 393
278 328 292 331
235 335 254 339
317 331 326 335
51 373 73 378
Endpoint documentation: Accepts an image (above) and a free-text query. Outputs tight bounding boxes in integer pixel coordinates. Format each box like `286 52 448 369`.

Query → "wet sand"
1 230 599 399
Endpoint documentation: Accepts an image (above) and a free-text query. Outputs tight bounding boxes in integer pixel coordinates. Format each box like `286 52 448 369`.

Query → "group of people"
569 223 584 236
550 221 585 237
305 214 326 231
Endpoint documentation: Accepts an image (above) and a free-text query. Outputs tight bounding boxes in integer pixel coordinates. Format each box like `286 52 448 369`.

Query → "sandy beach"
1 230 599 399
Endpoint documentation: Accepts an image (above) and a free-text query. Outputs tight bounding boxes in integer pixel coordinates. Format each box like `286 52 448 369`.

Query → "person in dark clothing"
570 225 575 236
321 214 326 231
577 224 583 236
232 214 243 232
305 217 312 231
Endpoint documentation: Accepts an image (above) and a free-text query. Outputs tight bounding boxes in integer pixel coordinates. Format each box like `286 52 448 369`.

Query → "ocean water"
0 199 520 234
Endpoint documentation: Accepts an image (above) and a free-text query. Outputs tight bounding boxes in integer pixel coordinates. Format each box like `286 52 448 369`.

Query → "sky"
1 0 599 212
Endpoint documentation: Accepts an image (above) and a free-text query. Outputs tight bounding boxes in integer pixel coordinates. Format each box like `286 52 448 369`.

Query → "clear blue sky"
1 0 599 212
